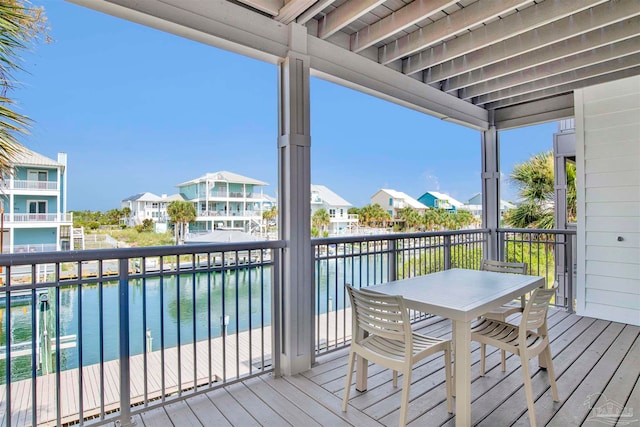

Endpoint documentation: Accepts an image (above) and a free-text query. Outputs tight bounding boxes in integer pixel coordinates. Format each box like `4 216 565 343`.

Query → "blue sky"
16 1 554 211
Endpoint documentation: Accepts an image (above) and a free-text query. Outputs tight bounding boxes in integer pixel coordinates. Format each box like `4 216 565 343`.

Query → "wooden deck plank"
224 378 296 426
472 317 615 427
285 372 385 426
139 407 174 427
3 311 639 427
585 332 640 427
259 375 353 427
204 387 260 427
184 393 232 427
618 378 640 427
164 400 203 426
544 324 639 426
428 312 591 426
506 320 626 427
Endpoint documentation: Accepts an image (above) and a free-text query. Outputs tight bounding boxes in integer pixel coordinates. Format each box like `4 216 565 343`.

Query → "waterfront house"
310 184 358 235
121 192 185 227
3 1 638 426
417 191 465 212
462 193 516 220
177 171 269 233
371 189 428 219
0 149 73 253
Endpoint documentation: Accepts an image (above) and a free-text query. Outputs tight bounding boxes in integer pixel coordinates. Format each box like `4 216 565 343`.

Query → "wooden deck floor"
126 310 639 427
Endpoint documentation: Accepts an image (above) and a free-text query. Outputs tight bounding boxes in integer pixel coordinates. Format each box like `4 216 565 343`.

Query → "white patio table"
362 268 545 427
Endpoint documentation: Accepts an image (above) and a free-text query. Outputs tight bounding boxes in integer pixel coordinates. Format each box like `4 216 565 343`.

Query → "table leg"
355 355 368 392
454 320 472 427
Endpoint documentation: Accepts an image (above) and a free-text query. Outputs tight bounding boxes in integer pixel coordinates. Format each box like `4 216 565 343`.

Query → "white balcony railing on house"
9 243 58 253
208 191 255 198
197 210 261 218
0 180 58 191
4 213 73 223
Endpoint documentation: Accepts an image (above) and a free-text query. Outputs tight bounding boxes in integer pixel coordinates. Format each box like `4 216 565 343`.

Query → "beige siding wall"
575 75 640 326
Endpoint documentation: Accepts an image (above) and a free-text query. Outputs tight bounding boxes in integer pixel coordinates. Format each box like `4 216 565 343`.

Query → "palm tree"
311 208 330 235
167 201 196 244
397 207 421 231
0 1 48 174
504 151 576 229
262 205 277 230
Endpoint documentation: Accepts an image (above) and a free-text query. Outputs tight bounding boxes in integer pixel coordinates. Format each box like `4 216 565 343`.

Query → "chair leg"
543 345 559 401
444 345 453 414
398 369 412 427
393 370 398 388
521 356 537 427
480 343 486 376
342 351 356 412
501 349 507 372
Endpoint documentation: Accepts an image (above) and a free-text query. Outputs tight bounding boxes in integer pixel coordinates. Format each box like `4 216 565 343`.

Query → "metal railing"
0 240 284 426
312 228 577 355
312 229 488 355
497 228 577 312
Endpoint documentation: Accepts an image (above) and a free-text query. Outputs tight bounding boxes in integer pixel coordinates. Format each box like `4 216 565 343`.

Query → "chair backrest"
521 286 556 331
481 259 527 275
346 285 411 345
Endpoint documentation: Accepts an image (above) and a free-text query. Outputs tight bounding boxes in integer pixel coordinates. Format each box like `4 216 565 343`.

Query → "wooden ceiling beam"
378 0 531 65
402 0 610 75
350 0 458 53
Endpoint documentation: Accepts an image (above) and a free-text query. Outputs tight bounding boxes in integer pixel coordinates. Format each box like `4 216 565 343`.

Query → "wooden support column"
277 23 313 375
481 125 500 260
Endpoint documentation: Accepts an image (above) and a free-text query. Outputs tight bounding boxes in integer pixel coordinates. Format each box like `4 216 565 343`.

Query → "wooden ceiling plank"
402 0 610 74
426 0 640 83
317 0 387 39
443 17 640 91
378 0 532 65
350 0 458 52
474 54 640 105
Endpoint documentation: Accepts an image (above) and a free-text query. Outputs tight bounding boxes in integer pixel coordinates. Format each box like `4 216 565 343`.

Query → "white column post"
481 125 500 260
277 23 313 375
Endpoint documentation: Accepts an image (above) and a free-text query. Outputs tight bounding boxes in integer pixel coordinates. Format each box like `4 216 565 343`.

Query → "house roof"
122 192 162 202
311 184 351 207
123 192 185 202
421 191 465 208
12 148 64 169
161 193 185 202
376 189 427 210
177 171 267 187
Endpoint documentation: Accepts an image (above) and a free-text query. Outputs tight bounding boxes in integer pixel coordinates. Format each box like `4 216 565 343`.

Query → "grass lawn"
97 229 175 247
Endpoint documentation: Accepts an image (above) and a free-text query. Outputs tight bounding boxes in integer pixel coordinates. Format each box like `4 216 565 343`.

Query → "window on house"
389 198 393 206
27 170 47 181
28 201 47 214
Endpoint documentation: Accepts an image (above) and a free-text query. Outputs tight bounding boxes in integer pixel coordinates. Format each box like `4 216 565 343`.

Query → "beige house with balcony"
371 188 428 219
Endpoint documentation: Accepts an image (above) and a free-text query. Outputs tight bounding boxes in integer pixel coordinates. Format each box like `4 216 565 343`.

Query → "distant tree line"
72 208 131 230
348 204 477 232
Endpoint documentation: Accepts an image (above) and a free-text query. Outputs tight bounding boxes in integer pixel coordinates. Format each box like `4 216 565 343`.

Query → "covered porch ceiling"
70 0 639 131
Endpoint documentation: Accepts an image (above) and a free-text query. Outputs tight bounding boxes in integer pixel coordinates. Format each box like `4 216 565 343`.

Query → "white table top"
370 268 545 322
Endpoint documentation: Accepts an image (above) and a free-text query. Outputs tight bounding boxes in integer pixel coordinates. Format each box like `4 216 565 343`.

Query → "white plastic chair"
471 286 559 427
480 259 528 371
342 285 452 427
